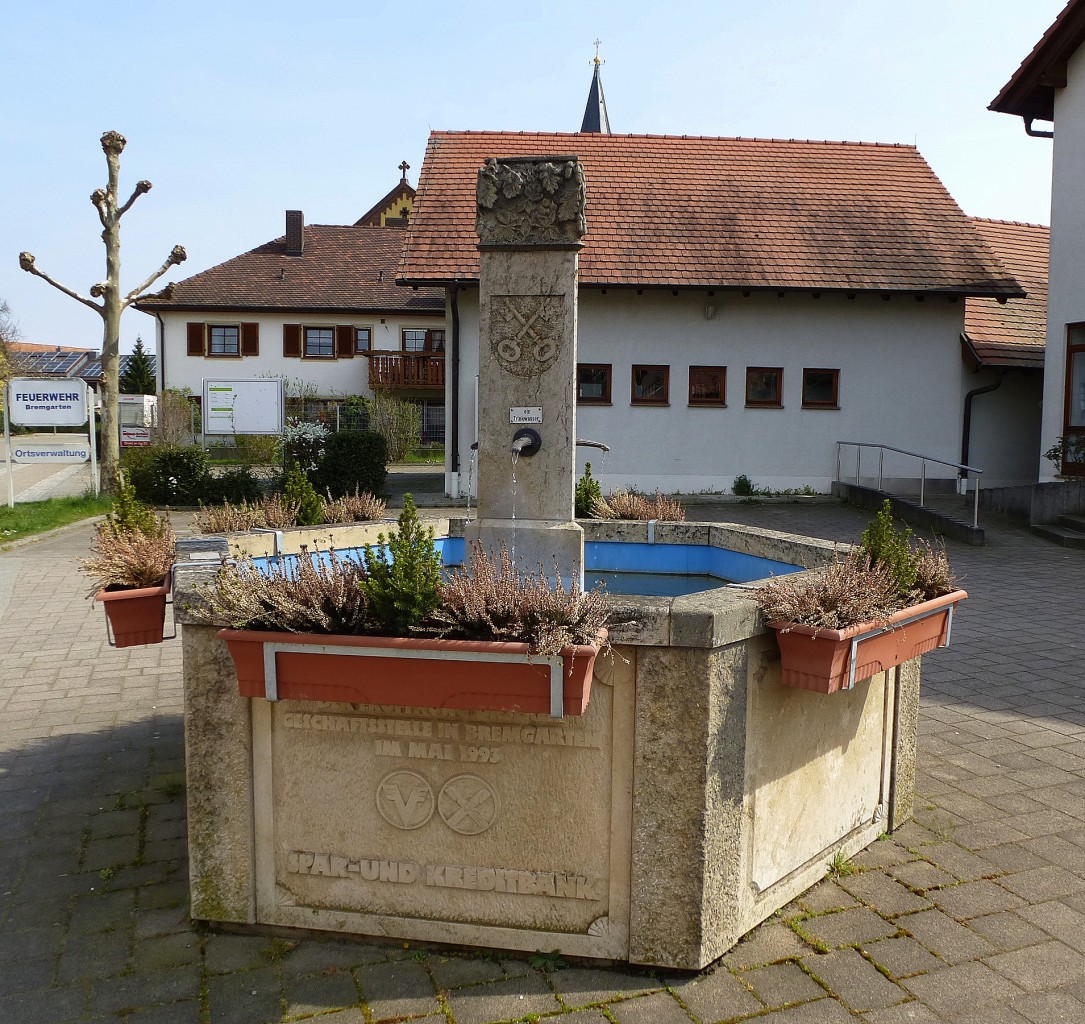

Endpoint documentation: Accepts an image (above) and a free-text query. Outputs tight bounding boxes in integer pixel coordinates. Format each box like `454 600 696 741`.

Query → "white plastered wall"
151 310 442 402
1040 44 1085 480
447 288 1024 496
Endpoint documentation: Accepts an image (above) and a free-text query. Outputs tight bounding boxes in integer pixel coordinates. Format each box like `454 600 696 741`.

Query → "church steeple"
580 41 611 133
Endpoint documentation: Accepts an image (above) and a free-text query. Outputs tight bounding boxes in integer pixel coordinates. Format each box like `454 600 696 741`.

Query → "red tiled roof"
990 0 1085 123
137 225 444 316
9 342 95 354
963 219 1049 368
399 131 1022 297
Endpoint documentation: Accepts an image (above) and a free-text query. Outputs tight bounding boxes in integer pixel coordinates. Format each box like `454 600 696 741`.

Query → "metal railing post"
836 439 983 530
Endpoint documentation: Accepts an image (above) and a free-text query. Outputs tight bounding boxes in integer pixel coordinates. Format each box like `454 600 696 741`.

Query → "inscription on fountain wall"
287 849 605 901
280 712 601 765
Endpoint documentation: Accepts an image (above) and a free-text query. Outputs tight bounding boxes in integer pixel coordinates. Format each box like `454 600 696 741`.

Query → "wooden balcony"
368 351 445 390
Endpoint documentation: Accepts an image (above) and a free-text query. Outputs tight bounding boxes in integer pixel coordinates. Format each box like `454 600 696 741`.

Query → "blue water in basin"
254 538 800 598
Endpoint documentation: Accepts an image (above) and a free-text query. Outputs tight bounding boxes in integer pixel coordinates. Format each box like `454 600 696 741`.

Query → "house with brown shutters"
399 130 1042 497
136 200 447 441
991 0 1085 480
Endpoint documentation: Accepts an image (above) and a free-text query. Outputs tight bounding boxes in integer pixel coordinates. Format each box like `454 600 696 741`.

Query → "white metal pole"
4 382 13 509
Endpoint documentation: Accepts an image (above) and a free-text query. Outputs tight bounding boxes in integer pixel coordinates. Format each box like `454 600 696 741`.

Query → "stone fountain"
173 156 925 969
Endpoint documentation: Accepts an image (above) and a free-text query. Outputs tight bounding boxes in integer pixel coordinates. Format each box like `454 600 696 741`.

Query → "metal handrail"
836 441 984 529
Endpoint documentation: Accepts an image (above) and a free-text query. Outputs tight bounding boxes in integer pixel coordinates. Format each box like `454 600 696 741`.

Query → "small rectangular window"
689 366 725 406
402 329 427 353
304 327 335 358
802 368 840 409
355 327 372 353
577 363 611 404
632 365 669 405
745 367 783 408
208 325 240 357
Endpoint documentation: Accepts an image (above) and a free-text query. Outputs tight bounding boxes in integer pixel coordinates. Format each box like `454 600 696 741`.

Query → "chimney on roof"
285 210 304 256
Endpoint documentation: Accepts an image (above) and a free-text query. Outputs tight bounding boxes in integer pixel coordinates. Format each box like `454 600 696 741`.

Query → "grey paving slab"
667 966 763 1021
740 961 826 1007
609 991 694 1024
801 949 908 1011
900 960 1024 1016
2 502 1084 1023
861 936 945 979
442 971 560 1024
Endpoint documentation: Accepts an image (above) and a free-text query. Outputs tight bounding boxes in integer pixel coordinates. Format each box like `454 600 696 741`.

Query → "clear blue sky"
0 0 1064 352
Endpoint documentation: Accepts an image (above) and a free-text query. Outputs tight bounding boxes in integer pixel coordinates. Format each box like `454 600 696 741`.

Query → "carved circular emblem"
376 771 435 830
437 774 499 835
489 295 564 378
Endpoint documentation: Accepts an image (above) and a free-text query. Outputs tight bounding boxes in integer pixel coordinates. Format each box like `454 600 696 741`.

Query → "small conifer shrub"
360 495 442 635
282 463 324 527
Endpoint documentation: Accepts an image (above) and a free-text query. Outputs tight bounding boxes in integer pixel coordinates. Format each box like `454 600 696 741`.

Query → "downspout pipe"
154 313 166 393
449 284 461 492
960 372 1005 480
1023 117 1054 139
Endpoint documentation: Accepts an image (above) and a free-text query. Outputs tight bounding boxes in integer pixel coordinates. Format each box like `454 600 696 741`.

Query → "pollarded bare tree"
19 131 186 494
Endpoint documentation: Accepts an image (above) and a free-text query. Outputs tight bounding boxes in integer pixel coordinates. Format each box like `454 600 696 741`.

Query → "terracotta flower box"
766 589 967 694
219 628 606 717
96 580 170 648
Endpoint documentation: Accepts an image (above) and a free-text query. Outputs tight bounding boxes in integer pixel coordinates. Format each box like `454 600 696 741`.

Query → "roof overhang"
960 332 1045 371
397 279 1025 300
134 302 444 317
990 0 1085 122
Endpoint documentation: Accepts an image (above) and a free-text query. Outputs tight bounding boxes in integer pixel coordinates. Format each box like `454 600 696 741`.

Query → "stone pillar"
466 156 588 580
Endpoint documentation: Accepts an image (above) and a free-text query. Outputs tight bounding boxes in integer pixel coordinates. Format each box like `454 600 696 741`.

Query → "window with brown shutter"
335 325 355 359
187 322 205 356
241 322 260 357
283 324 301 357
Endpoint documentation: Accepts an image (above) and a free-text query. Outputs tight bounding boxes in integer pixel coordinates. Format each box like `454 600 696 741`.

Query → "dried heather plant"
754 549 902 630
591 489 686 522
195 494 302 534
913 540 957 601
257 493 302 529
195 547 370 634
433 542 610 655
82 516 175 592
323 488 387 524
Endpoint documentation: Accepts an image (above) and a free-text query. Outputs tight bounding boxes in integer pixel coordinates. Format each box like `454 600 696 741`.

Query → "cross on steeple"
580 42 611 133
398 160 410 183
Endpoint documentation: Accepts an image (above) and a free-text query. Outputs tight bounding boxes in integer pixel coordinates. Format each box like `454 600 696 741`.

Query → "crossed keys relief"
376 771 499 835
489 294 564 377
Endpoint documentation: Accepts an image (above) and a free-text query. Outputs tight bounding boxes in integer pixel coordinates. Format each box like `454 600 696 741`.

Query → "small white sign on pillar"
510 407 543 425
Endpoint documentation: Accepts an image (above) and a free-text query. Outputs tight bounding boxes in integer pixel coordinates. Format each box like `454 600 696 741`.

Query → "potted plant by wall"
754 501 967 694
81 480 175 648
195 496 611 717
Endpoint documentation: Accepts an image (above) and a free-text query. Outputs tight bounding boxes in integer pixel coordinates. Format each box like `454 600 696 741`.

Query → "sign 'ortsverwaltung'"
11 443 92 465
7 378 89 427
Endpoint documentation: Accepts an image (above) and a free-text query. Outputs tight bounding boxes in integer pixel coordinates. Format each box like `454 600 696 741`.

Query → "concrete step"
1032 523 1085 548
1057 513 1085 533
831 482 985 545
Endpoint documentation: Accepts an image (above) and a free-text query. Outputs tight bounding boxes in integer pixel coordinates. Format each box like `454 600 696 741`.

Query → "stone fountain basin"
174 517 921 969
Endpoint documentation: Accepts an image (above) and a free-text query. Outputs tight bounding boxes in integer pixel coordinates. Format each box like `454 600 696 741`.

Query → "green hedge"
313 430 388 498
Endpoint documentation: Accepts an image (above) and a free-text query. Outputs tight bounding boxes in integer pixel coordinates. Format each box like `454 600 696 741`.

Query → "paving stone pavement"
1 500 1083 1023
